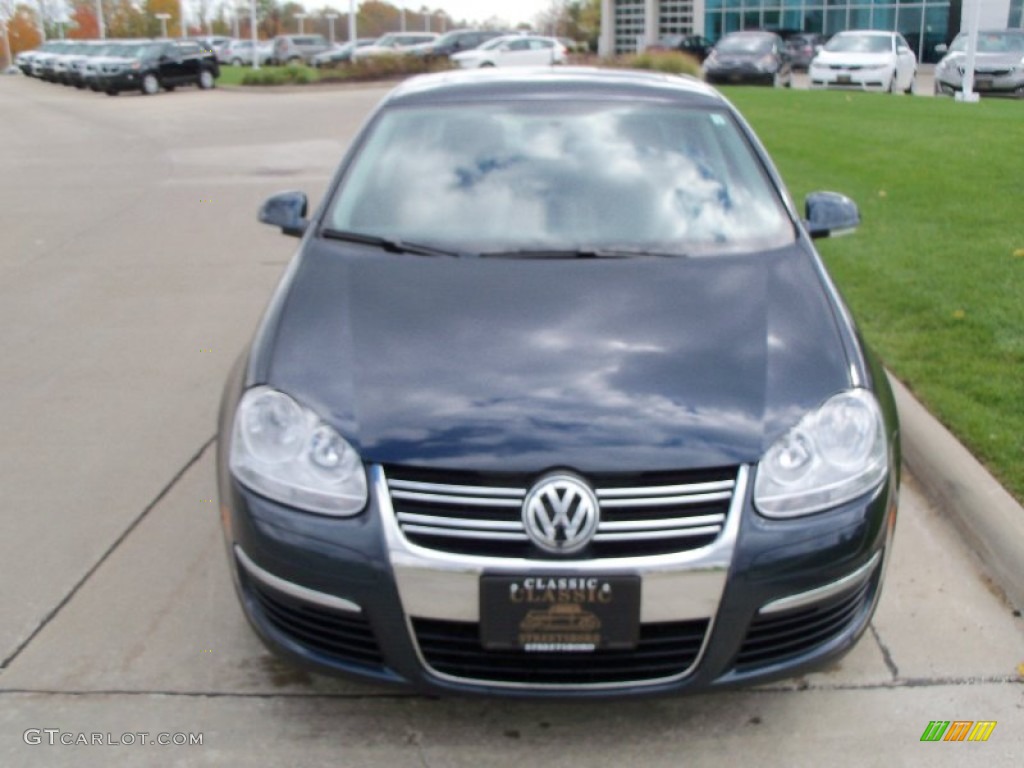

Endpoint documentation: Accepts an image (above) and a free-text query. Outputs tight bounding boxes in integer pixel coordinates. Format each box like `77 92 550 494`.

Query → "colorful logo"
920 721 997 742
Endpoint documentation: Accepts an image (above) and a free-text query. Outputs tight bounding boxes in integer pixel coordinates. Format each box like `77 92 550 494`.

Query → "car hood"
709 51 768 65
813 51 894 66
940 51 1023 68
256 242 853 473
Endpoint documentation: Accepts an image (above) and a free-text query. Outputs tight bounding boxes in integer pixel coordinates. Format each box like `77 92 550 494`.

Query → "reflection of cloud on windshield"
335 106 791 251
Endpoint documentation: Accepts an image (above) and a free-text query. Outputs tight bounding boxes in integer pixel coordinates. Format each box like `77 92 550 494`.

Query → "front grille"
242 568 385 669
733 577 873 671
385 466 738 559
414 618 708 685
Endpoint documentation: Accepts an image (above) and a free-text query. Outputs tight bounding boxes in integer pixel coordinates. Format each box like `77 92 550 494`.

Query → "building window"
698 2 952 61
1010 0 1024 28
659 0 696 36
615 0 646 54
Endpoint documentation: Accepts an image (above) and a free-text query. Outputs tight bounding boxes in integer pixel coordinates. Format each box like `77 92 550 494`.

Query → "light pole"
348 0 355 43
250 0 259 69
956 0 981 103
325 13 338 44
2 17 13 71
95 0 105 38
295 12 306 34
155 12 170 38
178 0 186 37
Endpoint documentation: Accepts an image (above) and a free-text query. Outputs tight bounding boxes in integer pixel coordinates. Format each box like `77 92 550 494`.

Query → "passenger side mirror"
259 191 309 237
804 191 860 239
896 45 911 55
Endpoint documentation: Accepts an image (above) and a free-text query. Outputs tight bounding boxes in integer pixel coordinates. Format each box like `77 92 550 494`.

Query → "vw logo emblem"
522 474 599 555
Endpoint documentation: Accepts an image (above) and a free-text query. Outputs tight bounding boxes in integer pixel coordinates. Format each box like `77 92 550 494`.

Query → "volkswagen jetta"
217 68 900 697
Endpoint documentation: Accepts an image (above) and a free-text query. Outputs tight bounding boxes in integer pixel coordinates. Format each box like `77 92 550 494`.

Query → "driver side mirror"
804 191 860 239
259 191 309 237
934 43 948 54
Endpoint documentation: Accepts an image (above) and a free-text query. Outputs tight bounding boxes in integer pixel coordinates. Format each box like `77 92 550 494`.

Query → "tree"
68 1 99 38
107 0 149 38
143 0 181 37
358 0 398 38
6 3 41 53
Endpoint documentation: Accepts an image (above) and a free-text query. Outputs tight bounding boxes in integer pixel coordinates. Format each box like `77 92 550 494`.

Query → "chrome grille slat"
597 514 724 531
389 478 525 497
596 480 734 498
396 512 525 531
593 525 722 542
387 466 739 559
392 490 523 507
600 491 732 508
401 524 530 542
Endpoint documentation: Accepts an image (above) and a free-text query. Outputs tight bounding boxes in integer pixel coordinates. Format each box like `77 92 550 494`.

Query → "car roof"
834 30 894 37
385 67 727 108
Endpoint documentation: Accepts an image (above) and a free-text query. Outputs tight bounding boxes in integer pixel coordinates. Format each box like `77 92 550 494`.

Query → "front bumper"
935 69 1024 97
704 68 776 86
809 67 893 92
219 452 896 697
96 70 145 93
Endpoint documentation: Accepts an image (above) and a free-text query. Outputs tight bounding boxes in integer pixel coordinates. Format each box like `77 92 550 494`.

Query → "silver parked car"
222 39 274 66
934 29 1024 98
271 34 331 65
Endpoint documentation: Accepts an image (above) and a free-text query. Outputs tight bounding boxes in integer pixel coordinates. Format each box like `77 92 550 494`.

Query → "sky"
401 1 555 27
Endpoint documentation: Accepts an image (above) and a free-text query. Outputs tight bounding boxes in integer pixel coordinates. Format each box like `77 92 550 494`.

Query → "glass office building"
600 0 1020 62
705 1 954 62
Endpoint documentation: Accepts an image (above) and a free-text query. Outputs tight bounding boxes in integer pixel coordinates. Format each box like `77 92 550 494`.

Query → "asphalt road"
0 74 1020 767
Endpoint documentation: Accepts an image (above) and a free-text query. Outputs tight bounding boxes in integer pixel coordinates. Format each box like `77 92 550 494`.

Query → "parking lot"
0 75 1021 766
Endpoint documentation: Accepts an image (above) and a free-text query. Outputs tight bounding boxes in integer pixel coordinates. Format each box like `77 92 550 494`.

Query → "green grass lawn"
723 87 1023 502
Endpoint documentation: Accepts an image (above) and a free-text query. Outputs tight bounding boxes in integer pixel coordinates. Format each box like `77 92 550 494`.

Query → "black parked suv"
98 41 219 96
411 29 507 59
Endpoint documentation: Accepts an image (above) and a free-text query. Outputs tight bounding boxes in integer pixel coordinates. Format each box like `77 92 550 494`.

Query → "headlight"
755 389 888 518
755 54 775 71
229 387 368 516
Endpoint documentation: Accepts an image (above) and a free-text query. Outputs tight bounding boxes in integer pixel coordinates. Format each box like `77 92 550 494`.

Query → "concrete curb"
890 373 1024 612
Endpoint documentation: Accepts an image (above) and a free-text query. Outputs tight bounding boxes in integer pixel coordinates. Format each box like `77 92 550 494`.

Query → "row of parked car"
15 38 219 95
692 26 1024 97
215 29 569 70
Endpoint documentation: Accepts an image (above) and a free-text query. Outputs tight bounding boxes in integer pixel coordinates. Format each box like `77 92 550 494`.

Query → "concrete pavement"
0 74 1020 766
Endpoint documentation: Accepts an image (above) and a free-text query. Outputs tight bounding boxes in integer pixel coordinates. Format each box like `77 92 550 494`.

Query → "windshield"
479 36 509 51
326 101 793 256
715 35 774 54
950 31 1024 53
825 34 892 54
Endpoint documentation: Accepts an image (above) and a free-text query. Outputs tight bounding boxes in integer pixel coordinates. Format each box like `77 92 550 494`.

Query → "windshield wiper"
478 247 682 260
320 228 463 258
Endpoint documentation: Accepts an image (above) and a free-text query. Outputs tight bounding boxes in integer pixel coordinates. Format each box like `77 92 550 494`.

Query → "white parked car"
450 35 567 68
351 33 439 60
809 30 917 93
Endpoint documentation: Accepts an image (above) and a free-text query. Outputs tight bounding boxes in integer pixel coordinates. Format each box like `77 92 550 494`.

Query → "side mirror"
259 191 309 237
896 45 911 55
934 43 948 54
805 191 860 239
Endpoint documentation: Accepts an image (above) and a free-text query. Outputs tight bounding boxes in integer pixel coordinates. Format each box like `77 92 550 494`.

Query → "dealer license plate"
479 575 640 652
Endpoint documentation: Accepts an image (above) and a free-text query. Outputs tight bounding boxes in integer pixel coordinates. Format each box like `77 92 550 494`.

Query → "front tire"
141 73 160 95
198 69 215 90
905 71 915 95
